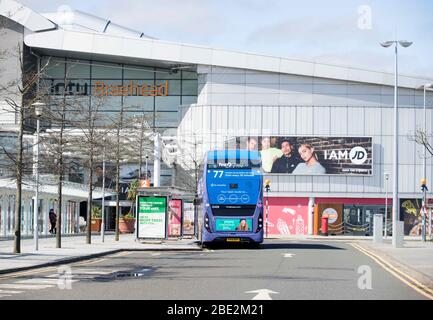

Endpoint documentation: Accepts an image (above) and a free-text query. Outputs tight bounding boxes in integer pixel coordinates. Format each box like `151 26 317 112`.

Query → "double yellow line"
351 243 433 300
0 251 134 281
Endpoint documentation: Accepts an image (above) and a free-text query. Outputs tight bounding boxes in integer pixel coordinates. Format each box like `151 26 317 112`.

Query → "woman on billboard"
293 144 326 175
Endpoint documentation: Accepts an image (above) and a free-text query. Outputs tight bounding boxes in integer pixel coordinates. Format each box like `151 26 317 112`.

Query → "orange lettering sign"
94 81 169 97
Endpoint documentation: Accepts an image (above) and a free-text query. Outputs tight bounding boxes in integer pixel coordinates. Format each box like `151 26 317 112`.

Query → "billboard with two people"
226 136 373 176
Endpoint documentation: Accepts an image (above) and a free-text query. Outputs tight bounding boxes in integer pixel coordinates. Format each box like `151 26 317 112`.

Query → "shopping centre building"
1 0 432 237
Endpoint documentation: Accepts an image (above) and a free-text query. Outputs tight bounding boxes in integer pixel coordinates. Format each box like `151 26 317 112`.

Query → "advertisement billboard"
168 199 183 237
137 196 167 239
215 218 253 232
226 136 373 176
183 202 195 236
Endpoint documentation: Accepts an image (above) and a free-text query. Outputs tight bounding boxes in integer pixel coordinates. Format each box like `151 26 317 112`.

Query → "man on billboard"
293 144 326 175
260 137 283 173
271 139 301 174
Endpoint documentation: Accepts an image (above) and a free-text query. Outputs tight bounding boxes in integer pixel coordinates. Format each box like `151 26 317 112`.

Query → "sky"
18 0 433 78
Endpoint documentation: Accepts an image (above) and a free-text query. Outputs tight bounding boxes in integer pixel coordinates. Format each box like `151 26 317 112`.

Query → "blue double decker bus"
199 150 264 247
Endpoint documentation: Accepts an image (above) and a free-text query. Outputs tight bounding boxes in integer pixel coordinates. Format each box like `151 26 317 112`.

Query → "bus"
198 150 264 247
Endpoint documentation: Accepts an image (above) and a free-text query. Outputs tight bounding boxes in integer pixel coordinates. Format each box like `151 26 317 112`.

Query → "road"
0 240 428 300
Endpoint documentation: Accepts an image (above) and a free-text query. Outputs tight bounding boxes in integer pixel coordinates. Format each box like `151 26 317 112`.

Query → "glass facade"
40 57 198 130
0 194 80 237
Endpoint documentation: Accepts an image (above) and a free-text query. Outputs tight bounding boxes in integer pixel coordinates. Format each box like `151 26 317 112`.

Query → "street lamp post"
264 180 271 239
384 172 390 239
380 40 413 248
32 102 44 251
145 155 149 181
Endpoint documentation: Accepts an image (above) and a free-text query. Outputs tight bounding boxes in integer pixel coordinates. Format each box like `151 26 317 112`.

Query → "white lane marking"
16 278 78 285
0 289 23 294
283 253 296 258
0 284 54 290
151 253 162 256
0 295 12 298
245 289 279 300
46 269 115 278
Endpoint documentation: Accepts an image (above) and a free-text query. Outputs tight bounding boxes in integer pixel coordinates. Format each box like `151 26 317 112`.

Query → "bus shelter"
136 187 197 241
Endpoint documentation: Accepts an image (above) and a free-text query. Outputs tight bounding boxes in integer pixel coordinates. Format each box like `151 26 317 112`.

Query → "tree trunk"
56 103 66 249
86 155 93 244
13 104 24 254
115 156 120 241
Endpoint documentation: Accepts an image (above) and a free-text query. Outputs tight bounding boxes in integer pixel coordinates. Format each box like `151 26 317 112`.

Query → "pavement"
354 239 433 290
0 233 201 275
0 239 430 300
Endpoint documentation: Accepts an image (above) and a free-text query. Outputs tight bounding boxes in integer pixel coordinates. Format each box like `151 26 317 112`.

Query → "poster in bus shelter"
168 199 183 237
137 196 167 239
182 202 196 236
226 136 373 176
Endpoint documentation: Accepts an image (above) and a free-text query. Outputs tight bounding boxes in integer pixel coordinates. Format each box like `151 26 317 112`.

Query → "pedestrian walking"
49 209 57 234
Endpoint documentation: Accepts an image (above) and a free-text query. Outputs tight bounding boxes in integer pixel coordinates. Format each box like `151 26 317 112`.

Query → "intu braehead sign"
95 80 169 97
49 80 169 97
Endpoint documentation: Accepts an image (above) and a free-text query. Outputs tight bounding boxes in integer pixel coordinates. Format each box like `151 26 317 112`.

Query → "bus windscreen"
206 169 261 206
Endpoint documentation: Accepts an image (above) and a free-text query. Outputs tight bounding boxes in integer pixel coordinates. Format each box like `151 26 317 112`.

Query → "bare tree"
67 95 108 244
410 129 433 157
172 132 208 193
0 42 48 253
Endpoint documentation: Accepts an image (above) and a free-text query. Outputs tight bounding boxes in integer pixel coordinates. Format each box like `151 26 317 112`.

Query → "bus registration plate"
226 238 241 243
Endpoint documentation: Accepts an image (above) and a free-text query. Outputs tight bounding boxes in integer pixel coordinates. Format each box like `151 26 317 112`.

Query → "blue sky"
20 0 433 77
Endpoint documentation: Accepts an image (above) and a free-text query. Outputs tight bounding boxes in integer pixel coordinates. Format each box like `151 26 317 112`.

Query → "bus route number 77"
213 171 224 178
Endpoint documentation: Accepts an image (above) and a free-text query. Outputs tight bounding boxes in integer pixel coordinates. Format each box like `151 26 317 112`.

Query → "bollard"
393 221 405 248
373 214 383 244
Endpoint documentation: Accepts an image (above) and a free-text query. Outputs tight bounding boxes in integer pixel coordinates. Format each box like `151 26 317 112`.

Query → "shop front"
265 197 393 237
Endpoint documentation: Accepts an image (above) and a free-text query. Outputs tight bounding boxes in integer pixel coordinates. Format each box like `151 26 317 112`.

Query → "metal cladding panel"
245 106 262 133
279 107 297 135
312 176 330 192
364 108 382 136
415 108 432 133
295 107 313 135
329 176 348 193
245 93 279 105
346 177 364 193
330 107 348 135
382 136 394 165
372 138 382 165
211 106 228 131
398 136 416 165
363 164 382 193
262 106 280 136
313 107 330 135
381 108 393 136
399 108 416 136
399 165 416 193
295 176 313 192
274 175 297 192
347 83 382 95
347 107 365 135
228 106 245 131
202 106 212 132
